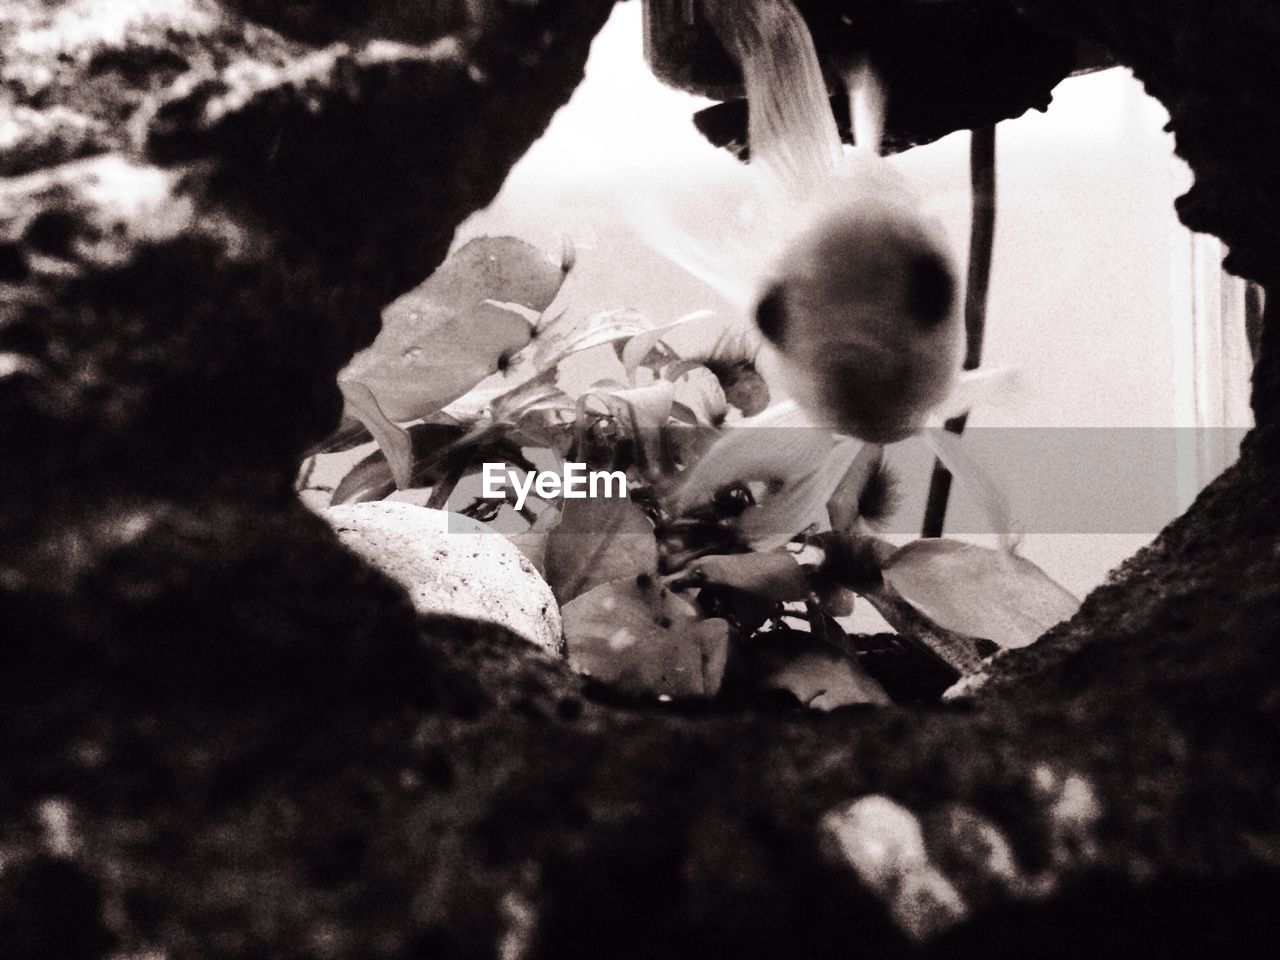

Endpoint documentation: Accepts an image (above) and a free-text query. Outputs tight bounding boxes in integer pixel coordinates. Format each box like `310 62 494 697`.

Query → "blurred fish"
636 0 988 444
637 0 1020 543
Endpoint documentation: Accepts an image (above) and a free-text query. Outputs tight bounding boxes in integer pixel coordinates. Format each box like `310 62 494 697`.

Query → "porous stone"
326 503 564 657
820 795 969 942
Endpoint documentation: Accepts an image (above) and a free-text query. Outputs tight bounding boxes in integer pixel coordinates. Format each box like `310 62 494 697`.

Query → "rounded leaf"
753 630 890 710
618 309 714 378
341 236 569 422
544 497 658 605
882 539 1080 649
686 551 809 602
563 578 730 698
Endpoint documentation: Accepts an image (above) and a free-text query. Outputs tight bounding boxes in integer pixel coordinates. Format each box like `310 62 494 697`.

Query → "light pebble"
325 502 563 656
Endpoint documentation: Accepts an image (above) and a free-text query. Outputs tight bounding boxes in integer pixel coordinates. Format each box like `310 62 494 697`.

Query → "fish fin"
739 437 865 549
933 366 1024 422
919 428 1022 553
705 0 842 195
676 423 837 513
844 60 887 156
622 157 776 312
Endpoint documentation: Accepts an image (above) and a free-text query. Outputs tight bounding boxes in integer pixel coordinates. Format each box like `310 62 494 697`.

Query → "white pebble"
325 502 562 656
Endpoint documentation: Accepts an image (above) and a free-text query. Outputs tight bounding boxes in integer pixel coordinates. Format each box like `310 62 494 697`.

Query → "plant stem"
1246 281 1265 363
859 584 986 677
294 455 317 493
922 123 997 538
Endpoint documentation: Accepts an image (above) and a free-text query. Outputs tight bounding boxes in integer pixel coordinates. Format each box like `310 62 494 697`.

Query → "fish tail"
704 0 842 191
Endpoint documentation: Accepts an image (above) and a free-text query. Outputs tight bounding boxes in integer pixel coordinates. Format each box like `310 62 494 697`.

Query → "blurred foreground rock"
3 1 1280 958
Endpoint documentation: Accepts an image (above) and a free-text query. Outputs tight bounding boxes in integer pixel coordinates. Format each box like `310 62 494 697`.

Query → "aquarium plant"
303 236 1079 709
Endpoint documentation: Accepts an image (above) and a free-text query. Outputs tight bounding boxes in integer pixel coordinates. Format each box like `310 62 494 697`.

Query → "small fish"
640 0 1018 542
638 0 984 444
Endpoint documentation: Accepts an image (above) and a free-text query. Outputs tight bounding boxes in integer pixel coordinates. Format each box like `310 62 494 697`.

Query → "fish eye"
905 250 955 328
754 284 788 345
711 482 755 518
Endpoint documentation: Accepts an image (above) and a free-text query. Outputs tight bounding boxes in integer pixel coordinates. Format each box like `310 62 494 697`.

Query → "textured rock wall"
2 1 1280 958
0 3 613 949
0 0 611 685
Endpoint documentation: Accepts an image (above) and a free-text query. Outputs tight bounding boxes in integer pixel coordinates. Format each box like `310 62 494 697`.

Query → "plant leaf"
670 364 728 427
699 585 777 637
815 582 854 618
491 367 571 421
310 415 373 455
686 551 809 602
618 309 714 379
338 380 415 489
563 578 730 698
340 236 568 423
881 539 1080 649
753 630 890 710
543 496 658 605
663 359 707 382
534 307 650 368
505 504 562 578
582 380 676 432
580 380 676 476
329 424 519 506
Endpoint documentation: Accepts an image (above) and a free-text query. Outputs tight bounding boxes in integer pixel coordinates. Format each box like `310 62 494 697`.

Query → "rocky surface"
2 0 1280 958
0 0 612 948
647 0 1087 155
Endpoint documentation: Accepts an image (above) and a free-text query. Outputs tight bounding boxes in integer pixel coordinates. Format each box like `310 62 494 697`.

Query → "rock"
1 0 615 512
820 795 969 942
646 0 1083 155
327 502 563 657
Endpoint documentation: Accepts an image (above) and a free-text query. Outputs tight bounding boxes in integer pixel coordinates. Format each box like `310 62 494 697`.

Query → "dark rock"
1 1 612 950
0 855 117 960
647 0 1088 155
1 0 614 511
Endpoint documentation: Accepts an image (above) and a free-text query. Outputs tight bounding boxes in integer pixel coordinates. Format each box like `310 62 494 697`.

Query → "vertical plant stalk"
1245 281 1265 363
922 124 997 538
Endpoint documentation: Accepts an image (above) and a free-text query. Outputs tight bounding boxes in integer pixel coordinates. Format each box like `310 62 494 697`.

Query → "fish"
634 0 988 444
639 0 1017 541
